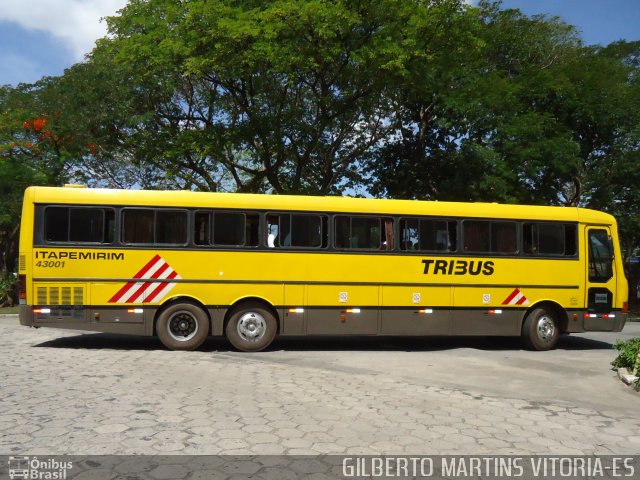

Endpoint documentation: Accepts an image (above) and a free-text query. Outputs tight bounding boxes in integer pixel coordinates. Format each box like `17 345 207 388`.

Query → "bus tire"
156 303 209 351
226 302 277 352
521 307 560 351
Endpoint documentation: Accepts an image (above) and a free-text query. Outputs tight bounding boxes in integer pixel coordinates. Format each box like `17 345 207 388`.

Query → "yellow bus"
18 186 628 351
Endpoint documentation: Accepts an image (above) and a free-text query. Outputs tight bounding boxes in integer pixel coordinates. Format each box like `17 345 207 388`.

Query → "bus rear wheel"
156 303 209 351
521 307 560 351
226 302 277 352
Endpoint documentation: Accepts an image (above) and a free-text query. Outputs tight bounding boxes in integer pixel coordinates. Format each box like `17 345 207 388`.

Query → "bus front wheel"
226 302 277 352
156 303 209 351
521 307 560 351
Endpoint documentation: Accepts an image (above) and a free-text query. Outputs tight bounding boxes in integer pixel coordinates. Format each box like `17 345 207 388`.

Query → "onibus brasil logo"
8 456 72 479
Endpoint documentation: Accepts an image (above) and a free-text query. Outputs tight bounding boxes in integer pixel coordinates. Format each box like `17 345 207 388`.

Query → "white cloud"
0 0 128 60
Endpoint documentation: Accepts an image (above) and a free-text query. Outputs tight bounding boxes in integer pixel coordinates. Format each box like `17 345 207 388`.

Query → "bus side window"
463 221 490 253
420 219 456 252
105 210 115 243
45 206 114 244
335 216 350 249
321 217 329 248
564 224 577 256
352 217 381 249
400 219 419 251
213 212 245 246
523 223 537 254
69 208 106 243
44 207 70 242
291 215 326 248
464 221 516 254
245 214 259 247
523 223 576 256
194 212 211 245
122 209 154 244
267 214 278 247
446 221 457 251
267 214 325 248
384 218 394 250
267 214 290 247
492 222 517 254
156 210 187 244
538 223 565 255
335 216 384 250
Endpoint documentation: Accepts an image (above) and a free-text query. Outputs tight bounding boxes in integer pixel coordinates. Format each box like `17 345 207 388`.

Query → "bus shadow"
34 333 167 351
33 332 612 352
267 335 612 352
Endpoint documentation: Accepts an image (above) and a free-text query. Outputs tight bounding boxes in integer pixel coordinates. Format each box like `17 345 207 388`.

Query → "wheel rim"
167 311 199 342
536 315 556 343
237 312 267 343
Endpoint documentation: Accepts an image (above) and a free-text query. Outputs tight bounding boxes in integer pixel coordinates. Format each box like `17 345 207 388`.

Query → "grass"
0 306 19 314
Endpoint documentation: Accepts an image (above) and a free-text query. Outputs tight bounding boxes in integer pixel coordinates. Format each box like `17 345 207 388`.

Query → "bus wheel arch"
224 298 279 352
154 296 211 350
521 301 567 351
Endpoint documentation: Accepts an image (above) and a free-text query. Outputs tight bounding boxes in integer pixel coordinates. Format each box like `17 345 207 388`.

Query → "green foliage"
611 338 640 389
368 1 586 203
611 337 640 369
0 82 71 274
0 274 17 307
78 0 474 194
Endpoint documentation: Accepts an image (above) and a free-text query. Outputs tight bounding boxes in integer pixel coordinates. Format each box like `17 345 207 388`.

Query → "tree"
368 0 584 204
78 0 470 194
0 74 165 291
54 62 175 189
578 41 640 304
0 81 68 278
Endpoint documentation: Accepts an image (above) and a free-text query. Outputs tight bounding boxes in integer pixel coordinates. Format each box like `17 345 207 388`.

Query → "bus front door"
584 227 616 331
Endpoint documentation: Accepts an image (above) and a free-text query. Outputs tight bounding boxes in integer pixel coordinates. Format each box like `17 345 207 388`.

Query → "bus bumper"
18 305 150 335
617 312 628 332
19 304 34 326
565 309 627 333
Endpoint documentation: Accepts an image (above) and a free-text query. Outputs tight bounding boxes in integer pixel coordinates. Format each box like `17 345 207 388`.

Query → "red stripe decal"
144 271 178 303
108 255 162 303
108 281 136 303
127 262 171 304
502 288 520 305
133 254 162 279
516 295 528 305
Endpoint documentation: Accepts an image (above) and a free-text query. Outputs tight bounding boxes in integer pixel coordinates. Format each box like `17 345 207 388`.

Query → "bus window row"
40 205 578 257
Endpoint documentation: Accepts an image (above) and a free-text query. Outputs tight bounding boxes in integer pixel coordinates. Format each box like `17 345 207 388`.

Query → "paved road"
1 315 639 456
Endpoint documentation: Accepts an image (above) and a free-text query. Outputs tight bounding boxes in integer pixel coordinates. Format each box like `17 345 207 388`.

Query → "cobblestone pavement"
1 317 639 456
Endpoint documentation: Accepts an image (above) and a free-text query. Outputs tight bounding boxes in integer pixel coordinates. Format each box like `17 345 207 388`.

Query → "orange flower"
33 118 47 131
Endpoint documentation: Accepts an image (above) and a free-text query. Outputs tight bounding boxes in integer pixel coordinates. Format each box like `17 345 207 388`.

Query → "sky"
0 0 639 87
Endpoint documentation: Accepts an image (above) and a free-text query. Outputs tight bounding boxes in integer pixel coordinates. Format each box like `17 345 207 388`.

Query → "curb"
617 367 640 391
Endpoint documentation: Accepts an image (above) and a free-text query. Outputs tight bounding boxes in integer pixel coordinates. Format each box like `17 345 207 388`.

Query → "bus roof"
25 186 615 224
